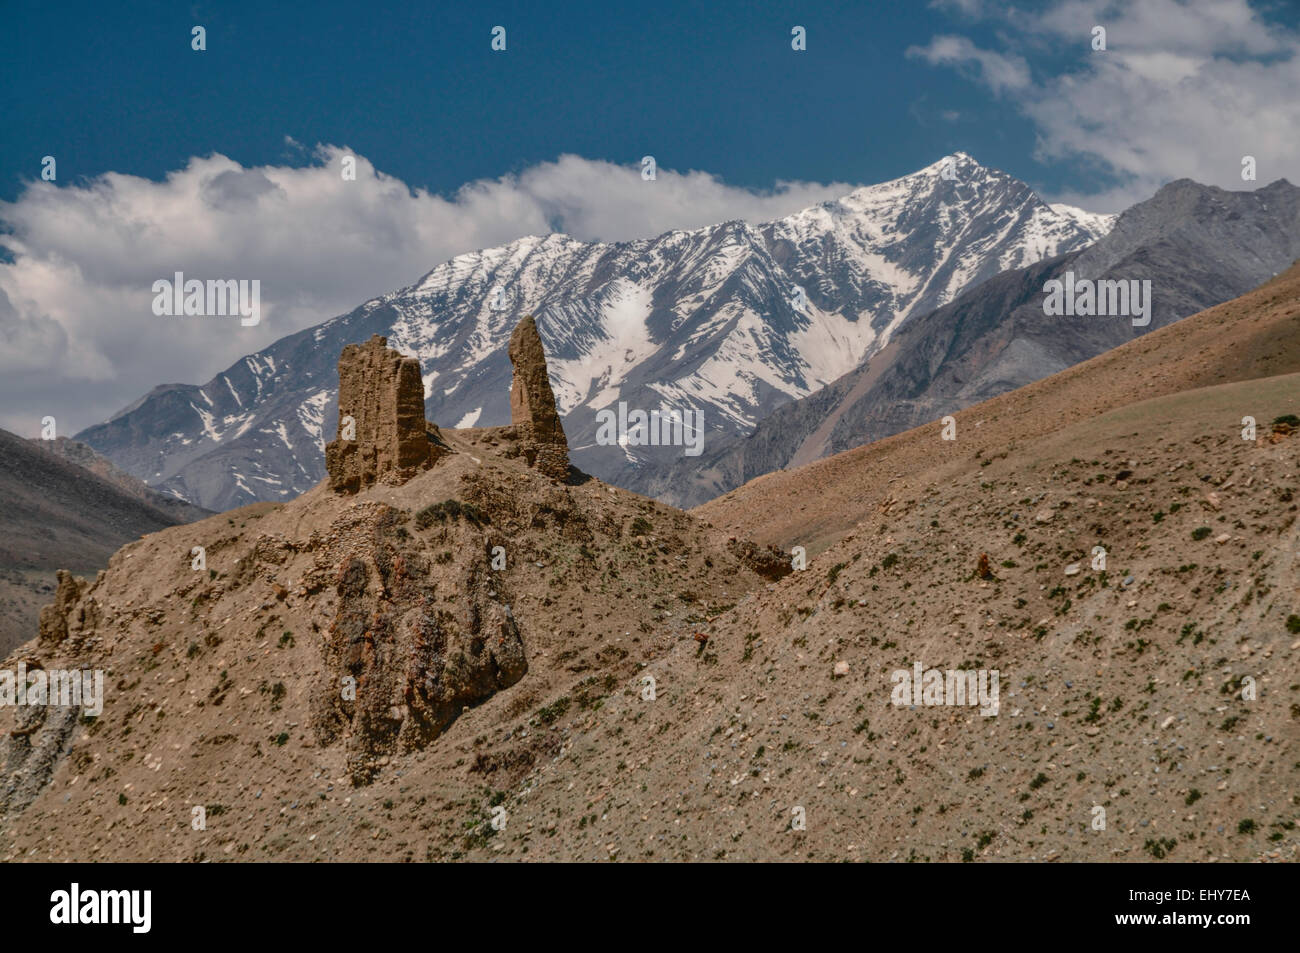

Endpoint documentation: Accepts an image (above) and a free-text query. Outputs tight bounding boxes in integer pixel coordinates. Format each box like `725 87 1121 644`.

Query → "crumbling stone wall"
508 315 570 482
325 335 444 492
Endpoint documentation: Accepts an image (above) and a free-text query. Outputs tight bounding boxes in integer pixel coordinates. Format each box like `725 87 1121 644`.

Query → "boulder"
38 570 87 646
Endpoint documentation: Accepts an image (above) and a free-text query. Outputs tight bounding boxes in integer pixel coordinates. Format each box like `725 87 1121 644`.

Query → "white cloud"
915 0 1300 210
0 148 853 435
907 35 1031 94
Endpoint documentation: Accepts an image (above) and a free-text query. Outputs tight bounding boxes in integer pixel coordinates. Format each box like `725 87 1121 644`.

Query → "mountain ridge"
77 154 1111 511
659 176 1300 506
696 259 1300 553
0 428 203 654
6 262 1297 862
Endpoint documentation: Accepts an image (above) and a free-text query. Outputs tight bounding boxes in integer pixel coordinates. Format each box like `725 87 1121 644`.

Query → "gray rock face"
660 177 1300 506
74 155 1106 511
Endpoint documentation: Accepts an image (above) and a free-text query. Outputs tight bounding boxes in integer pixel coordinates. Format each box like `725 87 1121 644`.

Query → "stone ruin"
307 319 576 780
508 314 570 482
324 319 571 491
324 335 446 492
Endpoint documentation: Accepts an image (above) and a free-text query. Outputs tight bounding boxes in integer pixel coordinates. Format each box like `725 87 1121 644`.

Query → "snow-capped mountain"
77 154 1113 510
657 176 1300 508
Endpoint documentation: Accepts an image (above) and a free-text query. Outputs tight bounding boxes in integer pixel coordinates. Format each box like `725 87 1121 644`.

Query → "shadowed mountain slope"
696 260 1300 553
0 429 203 654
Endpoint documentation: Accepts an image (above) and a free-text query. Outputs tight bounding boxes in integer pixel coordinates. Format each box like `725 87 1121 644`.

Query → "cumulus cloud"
915 0 1300 209
0 148 853 435
0 287 74 375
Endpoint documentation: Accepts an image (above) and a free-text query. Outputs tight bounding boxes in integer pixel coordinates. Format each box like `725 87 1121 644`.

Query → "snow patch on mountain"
551 278 656 412
1050 203 1118 241
297 389 331 447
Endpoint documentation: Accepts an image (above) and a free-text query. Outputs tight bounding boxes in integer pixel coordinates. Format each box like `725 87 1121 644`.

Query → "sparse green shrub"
416 499 489 528
535 696 571 725
1144 837 1177 859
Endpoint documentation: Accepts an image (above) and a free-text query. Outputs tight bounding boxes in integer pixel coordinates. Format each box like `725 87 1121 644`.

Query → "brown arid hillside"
2 290 1297 862
496 372 1297 862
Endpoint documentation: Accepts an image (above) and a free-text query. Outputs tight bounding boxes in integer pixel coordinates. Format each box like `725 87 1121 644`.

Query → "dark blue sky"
0 0 1114 203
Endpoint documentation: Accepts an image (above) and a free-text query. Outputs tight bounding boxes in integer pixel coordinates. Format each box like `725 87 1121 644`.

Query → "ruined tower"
507 315 570 482
324 334 445 492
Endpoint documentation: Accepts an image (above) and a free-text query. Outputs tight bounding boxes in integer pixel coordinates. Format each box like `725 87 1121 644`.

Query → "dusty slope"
696 261 1300 555
483 374 1298 861
7 376 1292 862
2 273 1297 863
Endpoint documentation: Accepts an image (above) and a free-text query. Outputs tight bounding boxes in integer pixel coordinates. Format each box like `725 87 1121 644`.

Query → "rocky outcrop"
308 503 527 784
0 654 82 816
508 315 570 482
325 335 445 493
6 572 100 815
37 571 97 647
727 539 792 581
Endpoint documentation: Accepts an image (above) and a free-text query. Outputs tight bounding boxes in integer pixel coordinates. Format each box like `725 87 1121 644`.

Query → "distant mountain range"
662 176 1300 506
77 154 1111 511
